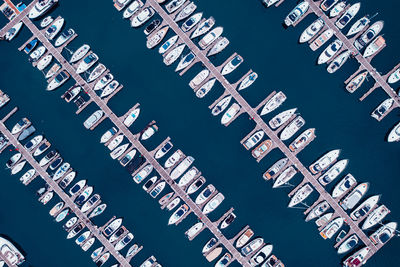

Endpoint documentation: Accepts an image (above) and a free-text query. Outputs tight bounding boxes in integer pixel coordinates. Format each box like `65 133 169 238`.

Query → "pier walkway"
147 0 380 261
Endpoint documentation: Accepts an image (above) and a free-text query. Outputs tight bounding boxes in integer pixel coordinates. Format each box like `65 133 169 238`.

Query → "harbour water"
0 0 399 266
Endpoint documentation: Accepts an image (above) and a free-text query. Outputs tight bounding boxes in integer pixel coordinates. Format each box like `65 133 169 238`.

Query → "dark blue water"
0 0 399 266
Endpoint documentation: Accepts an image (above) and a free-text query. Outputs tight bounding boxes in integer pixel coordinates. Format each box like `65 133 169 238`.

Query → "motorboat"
168 204 189 225
309 149 340 174
185 222 204 239
299 18 324 43
235 229 254 248
388 68 400 84
199 27 223 49
149 181 166 198
186 176 205 194
331 174 357 199
305 200 330 222
350 195 380 221
81 194 100 213
70 44 90 63
241 238 263 256
6 153 21 169
163 44 185 66
24 39 38 54
133 164 153 184
354 21 384 50
100 80 119 98
75 231 90 246
55 28 75 47
90 246 104 260
123 107 140 127
5 22 23 41
131 7 155 27
178 167 199 187
170 156 195 180
139 256 157 267
250 245 273 266
81 237 95 251
76 53 98 74
175 2 197 22
181 12 202 32
52 162 71 181
195 184 216 205
47 70 70 91
101 127 118 144
144 19 161 35
18 125 36 141
108 134 124 150
220 212 236 229
362 205 390 230
318 159 348 186
289 128 315 152
126 244 140 258
196 78 216 98
388 122 400 142
45 63 60 79
83 110 103 129
59 171 76 189
95 252 110 266
272 166 297 188
87 64 106 83
48 156 62 170
158 35 179 54
94 73 114 90
29 46 46 62
316 213 333 228
238 71 258 91
252 139 273 159
221 103 241 125
370 222 397 245
279 116 305 141
191 16 215 39
189 69 209 89
243 130 265 150
63 216 77 231
284 1 309 27
215 253 231 267
340 182 369 210
20 169 35 185
68 180 87 196
310 29 334 51
165 0 187 13
62 86 81 103
141 124 158 140
37 54 53 71
202 238 217 254
0 90 10 109
346 71 368 93
318 39 343 64
146 25 169 49
33 139 50 156
39 149 58 167
115 233 133 251
206 247 223 262
123 1 143 19
40 191 53 205
212 96 232 116
320 217 344 239
29 0 58 19
55 208 69 222
260 91 287 116
166 197 181 211
371 98 394 120
363 35 385 58
338 235 359 254
114 0 132 11
142 176 157 191
335 3 361 29
288 184 313 207
346 16 370 37
329 1 346 18
320 0 338 11
268 108 297 129
120 149 136 167
11 160 26 175
262 0 280 7
221 55 243 76
103 218 123 237
110 143 129 159
263 158 289 180
175 52 196 72
109 226 127 243
88 203 107 219
44 17 64 40
40 16 53 28
207 37 229 56
155 141 173 159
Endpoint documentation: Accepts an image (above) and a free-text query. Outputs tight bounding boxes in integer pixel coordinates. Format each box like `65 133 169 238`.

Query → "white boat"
186 176 205 195
30 46 46 62
185 222 203 239
90 246 104 260
12 118 31 135
221 55 243 76
154 141 173 159
20 169 35 184
320 0 338 11
166 197 181 211
87 64 106 83
103 218 123 237
55 28 75 47
337 234 358 254
46 71 70 91
37 54 53 71
142 176 157 191
189 69 209 89
199 27 223 49
288 184 313 207
170 156 195 180
33 139 50 157
309 149 340 174
110 143 129 159
299 18 324 43
316 213 333 227
343 247 370 267
163 44 185 66
29 0 58 19
123 1 143 19
363 35 385 58
251 139 273 159
75 231 90 246
164 150 183 168
53 162 71 181
76 53 98 74
0 237 25 265
243 130 265 150
114 0 132 11
70 44 90 63
195 184 216 205
371 98 394 120
175 2 197 22
203 193 224 214
284 1 309 27
362 205 390 230
141 124 158 140
62 86 81 103
123 107 140 127
126 244 140 258
202 238 217 254
220 212 236 229
262 0 280 7
133 164 153 184
329 1 346 18
320 217 344 239
238 72 258 91
215 253 231 267
168 204 189 225
335 3 361 29
318 159 348 186
241 238 263 256
331 174 356 199
369 222 397 245
250 245 273 266
45 63 60 79
146 26 169 49
196 78 216 98
207 37 229 56
40 191 54 205
149 181 166 198
120 149 136 166
263 158 289 180
272 166 297 188
59 171 76 189
88 203 107 219
310 29 334 51
318 39 343 64
166 0 187 13
11 160 26 175
181 12 202 32
100 80 119 98
39 150 58 167
279 116 305 141
305 200 330 222
236 229 254 248
191 17 215 39
158 35 179 54
83 110 104 129
5 22 23 41
115 233 133 251
388 122 400 142
40 16 53 28
212 96 232 116
268 108 297 129
44 18 64 40
354 21 384 50
350 195 380 221
346 71 368 93
94 73 114 90
346 16 370 37
81 194 100 213
340 182 369 210
221 103 241 125
289 128 315 152
6 153 21 169
175 52 196 72
109 226 127 243
178 167 198 187
81 237 95 251
131 7 155 27
101 127 118 144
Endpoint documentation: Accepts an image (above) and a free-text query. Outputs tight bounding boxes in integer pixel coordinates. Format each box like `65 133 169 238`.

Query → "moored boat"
337 234 358 254
202 192 224 214
263 158 289 180
289 128 315 152
83 110 104 129
332 174 356 199
175 2 197 22
309 149 340 174
221 55 243 76
387 122 400 142
340 182 369 210
168 204 189 225
199 27 223 49
272 166 297 188
343 247 370 267
211 96 232 116
318 159 348 186
260 91 286 116
207 37 229 56
70 44 90 63
335 3 361 29
132 164 153 184
310 29 334 51
191 16 215 39
279 116 305 141
299 18 324 43
354 21 384 51
346 71 368 93
284 1 309 27
371 98 394 120
320 217 344 239
236 229 254 248
363 35 385 58
362 205 390 230
350 195 380 221
288 184 313 207
221 103 241 126
268 108 297 129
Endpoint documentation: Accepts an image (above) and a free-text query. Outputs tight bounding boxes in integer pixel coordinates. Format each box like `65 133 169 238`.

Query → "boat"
305 200 330 222
100 80 119 98
163 44 186 66
103 218 123 237
221 55 243 76
45 17 64 40
29 0 58 19
52 162 71 181
332 174 356 199
49 156 63 170
131 7 155 27
186 222 203 239
260 92 287 116
46 70 70 91
338 235 359 254
25 39 38 55
139 256 157 267
207 37 230 56
33 139 50 156
202 238 217 254
149 181 166 198
250 245 273 266
318 159 348 186
191 16 215 39
288 184 313 207
289 128 315 152
362 205 390 230
187 176 206 194
166 197 181 211
329 1 346 18
221 103 241 125
76 53 98 74
220 212 236 229
110 143 129 159
114 0 132 11
215 253 231 267
29 46 46 62
144 19 161 35
168 204 189 224
236 229 254 248
88 203 107 219
126 244 140 258
90 246 104 260
83 110 103 129
141 124 158 140
309 149 340 174
100 127 117 144
109 226 127 243
320 0 338 11
87 64 106 83
20 169 35 184
262 0 280 7
237 72 258 91
346 71 368 93
354 20 384 50
75 231 90 246
212 96 232 116
263 158 289 180
371 98 394 120
170 156 195 180
363 35 385 58
115 233 134 251
272 166 297 188
0 237 25 265
346 16 370 37
370 222 398 245
133 164 153 183
350 195 380 221
146 25 169 49
316 213 333 227
59 171 76 189
181 12 202 32
0 90 10 109
196 78 216 98
206 247 223 262
123 1 143 19
335 3 361 29
159 35 179 55
243 130 265 150
310 29 334 51
6 153 21 169
340 182 369 210
143 176 157 191
318 39 343 64
343 247 370 267
175 2 197 22
45 63 61 79
268 108 297 129
94 73 114 91
81 237 95 251
11 160 26 175
39 149 58 167
195 184 216 205
62 86 81 103
155 141 173 159
81 194 100 213
388 68 400 84
95 252 110 266
40 191 53 205
68 180 86 196
199 27 223 49
320 217 344 239
280 116 305 141
252 139 273 159
203 193 224 214
70 44 90 63
388 122 400 142
37 54 53 71
5 22 23 41
178 167 199 187
108 135 124 151
284 1 309 27
120 149 136 166
299 18 324 43
40 16 54 28
241 238 263 256
175 52 196 72
18 125 36 141
165 0 187 13
189 69 209 89
63 216 77 231
55 28 75 47
55 208 69 222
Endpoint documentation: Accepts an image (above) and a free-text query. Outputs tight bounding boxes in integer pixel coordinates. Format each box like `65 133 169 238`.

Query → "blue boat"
24 39 38 54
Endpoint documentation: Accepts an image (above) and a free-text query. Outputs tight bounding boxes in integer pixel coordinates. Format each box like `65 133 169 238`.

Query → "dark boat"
18 125 36 141
24 39 38 54
144 19 161 35
49 156 63 170
126 154 145 174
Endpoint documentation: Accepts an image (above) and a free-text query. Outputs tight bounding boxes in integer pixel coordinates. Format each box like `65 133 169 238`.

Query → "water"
0 0 399 266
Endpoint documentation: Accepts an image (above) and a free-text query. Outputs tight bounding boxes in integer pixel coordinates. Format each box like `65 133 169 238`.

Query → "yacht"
320 217 344 239
123 107 140 127
33 139 50 156
100 80 119 98
81 237 95 251
81 194 100 213
158 35 179 54
63 216 77 231
166 197 181 211
101 127 118 144
181 12 202 32
388 122 400 142
59 171 76 189
238 71 258 91
280 116 305 141
20 169 35 185
114 0 131 11
29 0 58 19
207 37 229 56
95 252 110 266
163 44 185 66
335 3 361 29
250 245 273 266
83 110 104 129
53 162 71 181
340 182 369 210
5 22 23 41
149 181 166 198
68 180 86 196
220 212 236 229
289 128 315 152
350 195 380 221
131 7 155 27
316 213 333 227
202 238 217 254
55 28 75 47
318 39 343 64
62 86 81 103
318 159 348 186
332 174 357 199
221 55 243 76
363 35 385 58
221 103 241 125
343 247 370 267
305 200 330 222
175 2 197 22
284 1 309 27
45 63 60 79
166 0 187 13
94 73 114 90
168 204 190 225
0 237 25 265
126 244 140 258
70 44 90 63
203 193 224 214
110 143 129 159
186 222 204 239
39 149 58 166
87 64 106 83
215 253 231 267
0 90 10 109
40 16 53 28
212 96 232 116
170 156 195 180
67 222 85 239
199 27 223 49
144 19 161 35
37 54 53 71
346 16 370 37
75 231 90 246
329 1 346 18
195 184 216 205
146 25 169 49
12 118 31 135
178 167 199 187
186 176 205 194
46 70 70 91
76 52 98 74
252 139 273 159
196 78 216 98
272 166 297 188
320 0 338 11
309 149 340 174
268 108 297 129
362 205 390 230
11 160 26 175
123 1 143 19
191 17 215 39
189 69 209 89
263 158 289 180
236 229 254 248
370 222 397 245
44 17 64 40
40 191 54 205
288 184 313 207
388 68 400 84
90 246 104 260
120 149 136 167
243 130 265 150
55 208 69 222
88 203 107 219
310 29 334 51
109 226 127 243
346 71 368 93
371 98 394 120
175 52 196 72
48 156 62 170
133 164 153 183
155 141 173 159
164 150 183 168
143 176 157 191
24 39 38 54
241 238 263 256
115 233 134 251
338 235 358 254
103 218 123 237
6 153 21 169
141 124 158 140
299 18 324 43
354 21 384 50
29 46 46 62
